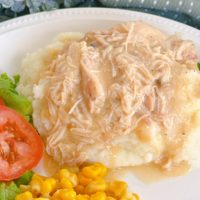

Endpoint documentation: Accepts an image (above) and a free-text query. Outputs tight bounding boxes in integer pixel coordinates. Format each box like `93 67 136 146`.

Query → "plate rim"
1 7 200 200
0 7 199 36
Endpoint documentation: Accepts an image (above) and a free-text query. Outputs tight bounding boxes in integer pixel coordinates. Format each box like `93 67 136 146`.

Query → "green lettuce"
197 62 200 71
0 171 33 200
0 73 32 120
15 171 34 187
0 182 20 200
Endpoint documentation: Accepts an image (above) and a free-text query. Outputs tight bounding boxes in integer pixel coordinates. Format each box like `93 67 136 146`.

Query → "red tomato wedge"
0 105 44 181
0 99 5 105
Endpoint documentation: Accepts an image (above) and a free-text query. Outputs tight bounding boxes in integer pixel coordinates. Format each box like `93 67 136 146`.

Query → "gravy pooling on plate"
17 22 200 175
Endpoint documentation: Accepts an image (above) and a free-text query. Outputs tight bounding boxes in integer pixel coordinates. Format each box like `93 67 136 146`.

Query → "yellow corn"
120 192 135 200
15 191 33 200
68 173 78 187
51 190 60 200
76 194 90 200
132 193 140 200
90 192 106 200
58 189 76 200
56 169 70 180
30 175 43 196
84 179 107 194
75 185 85 194
41 178 57 196
81 163 107 179
106 196 116 200
94 163 107 177
31 174 44 182
15 163 139 200
78 173 92 186
81 165 102 179
60 178 73 189
20 185 30 192
106 181 128 198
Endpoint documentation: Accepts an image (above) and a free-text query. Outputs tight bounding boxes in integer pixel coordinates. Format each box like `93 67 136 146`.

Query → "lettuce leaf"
15 171 33 187
0 73 32 120
197 62 200 71
0 171 33 200
0 182 20 200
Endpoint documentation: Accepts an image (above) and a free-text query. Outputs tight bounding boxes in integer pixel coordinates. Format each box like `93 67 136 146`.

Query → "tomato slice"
0 105 44 181
0 99 5 105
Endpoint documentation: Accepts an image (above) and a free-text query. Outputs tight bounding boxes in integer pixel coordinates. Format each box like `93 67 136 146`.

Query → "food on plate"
0 182 20 200
17 21 200 174
15 163 140 200
0 103 44 181
0 171 33 200
0 76 139 200
0 73 32 121
0 74 44 181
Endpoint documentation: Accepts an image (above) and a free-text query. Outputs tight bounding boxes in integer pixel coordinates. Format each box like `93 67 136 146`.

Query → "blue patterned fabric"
0 0 199 29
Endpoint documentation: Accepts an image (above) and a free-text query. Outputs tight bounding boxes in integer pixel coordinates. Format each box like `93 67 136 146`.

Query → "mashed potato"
17 22 200 173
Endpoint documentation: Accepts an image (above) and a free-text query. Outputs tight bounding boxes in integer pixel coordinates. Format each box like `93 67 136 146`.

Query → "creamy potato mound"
17 22 200 173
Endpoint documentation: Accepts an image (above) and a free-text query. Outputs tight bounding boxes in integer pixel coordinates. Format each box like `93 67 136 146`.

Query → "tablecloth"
0 0 199 29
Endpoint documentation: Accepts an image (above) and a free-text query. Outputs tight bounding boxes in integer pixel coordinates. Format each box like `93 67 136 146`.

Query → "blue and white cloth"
0 0 199 29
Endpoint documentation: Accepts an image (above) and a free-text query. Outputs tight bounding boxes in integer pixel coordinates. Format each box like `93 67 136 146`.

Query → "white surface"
0 8 200 200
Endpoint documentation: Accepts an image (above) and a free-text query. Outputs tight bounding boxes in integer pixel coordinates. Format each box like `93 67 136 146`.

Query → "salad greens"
15 171 34 187
0 182 20 200
0 171 33 200
0 73 32 120
0 73 35 200
197 63 200 71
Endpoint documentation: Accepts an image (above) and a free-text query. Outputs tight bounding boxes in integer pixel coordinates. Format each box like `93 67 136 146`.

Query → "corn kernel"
68 173 78 187
90 192 106 200
94 163 107 177
32 174 44 182
51 190 60 199
33 198 50 200
59 189 76 200
129 192 140 200
15 191 33 200
106 196 116 200
84 179 107 194
106 181 128 198
51 196 60 200
132 193 140 200
52 189 76 200
81 165 102 179
56 169 70 180
78 174 92 186
60 178 73 189
20 185 30 192
41 178 57 196
30 178 43 196
120 192 134 200
75 185 85 194
76 194 89 200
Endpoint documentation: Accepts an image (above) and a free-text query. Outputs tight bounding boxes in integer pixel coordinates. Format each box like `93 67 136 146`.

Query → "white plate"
0 8 200 200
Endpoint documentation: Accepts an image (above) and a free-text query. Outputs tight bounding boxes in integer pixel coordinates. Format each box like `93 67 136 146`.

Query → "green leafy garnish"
197 63 200 71
15 171 34 187
0 73 32 120
0 171 34 200
13 74 20 86
0 182 20 200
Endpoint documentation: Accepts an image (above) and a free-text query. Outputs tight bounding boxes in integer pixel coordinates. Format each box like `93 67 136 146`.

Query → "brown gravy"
43 152 61 176
106 162 189 183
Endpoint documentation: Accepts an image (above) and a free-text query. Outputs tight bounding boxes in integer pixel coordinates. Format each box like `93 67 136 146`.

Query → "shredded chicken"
18 22 200 170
